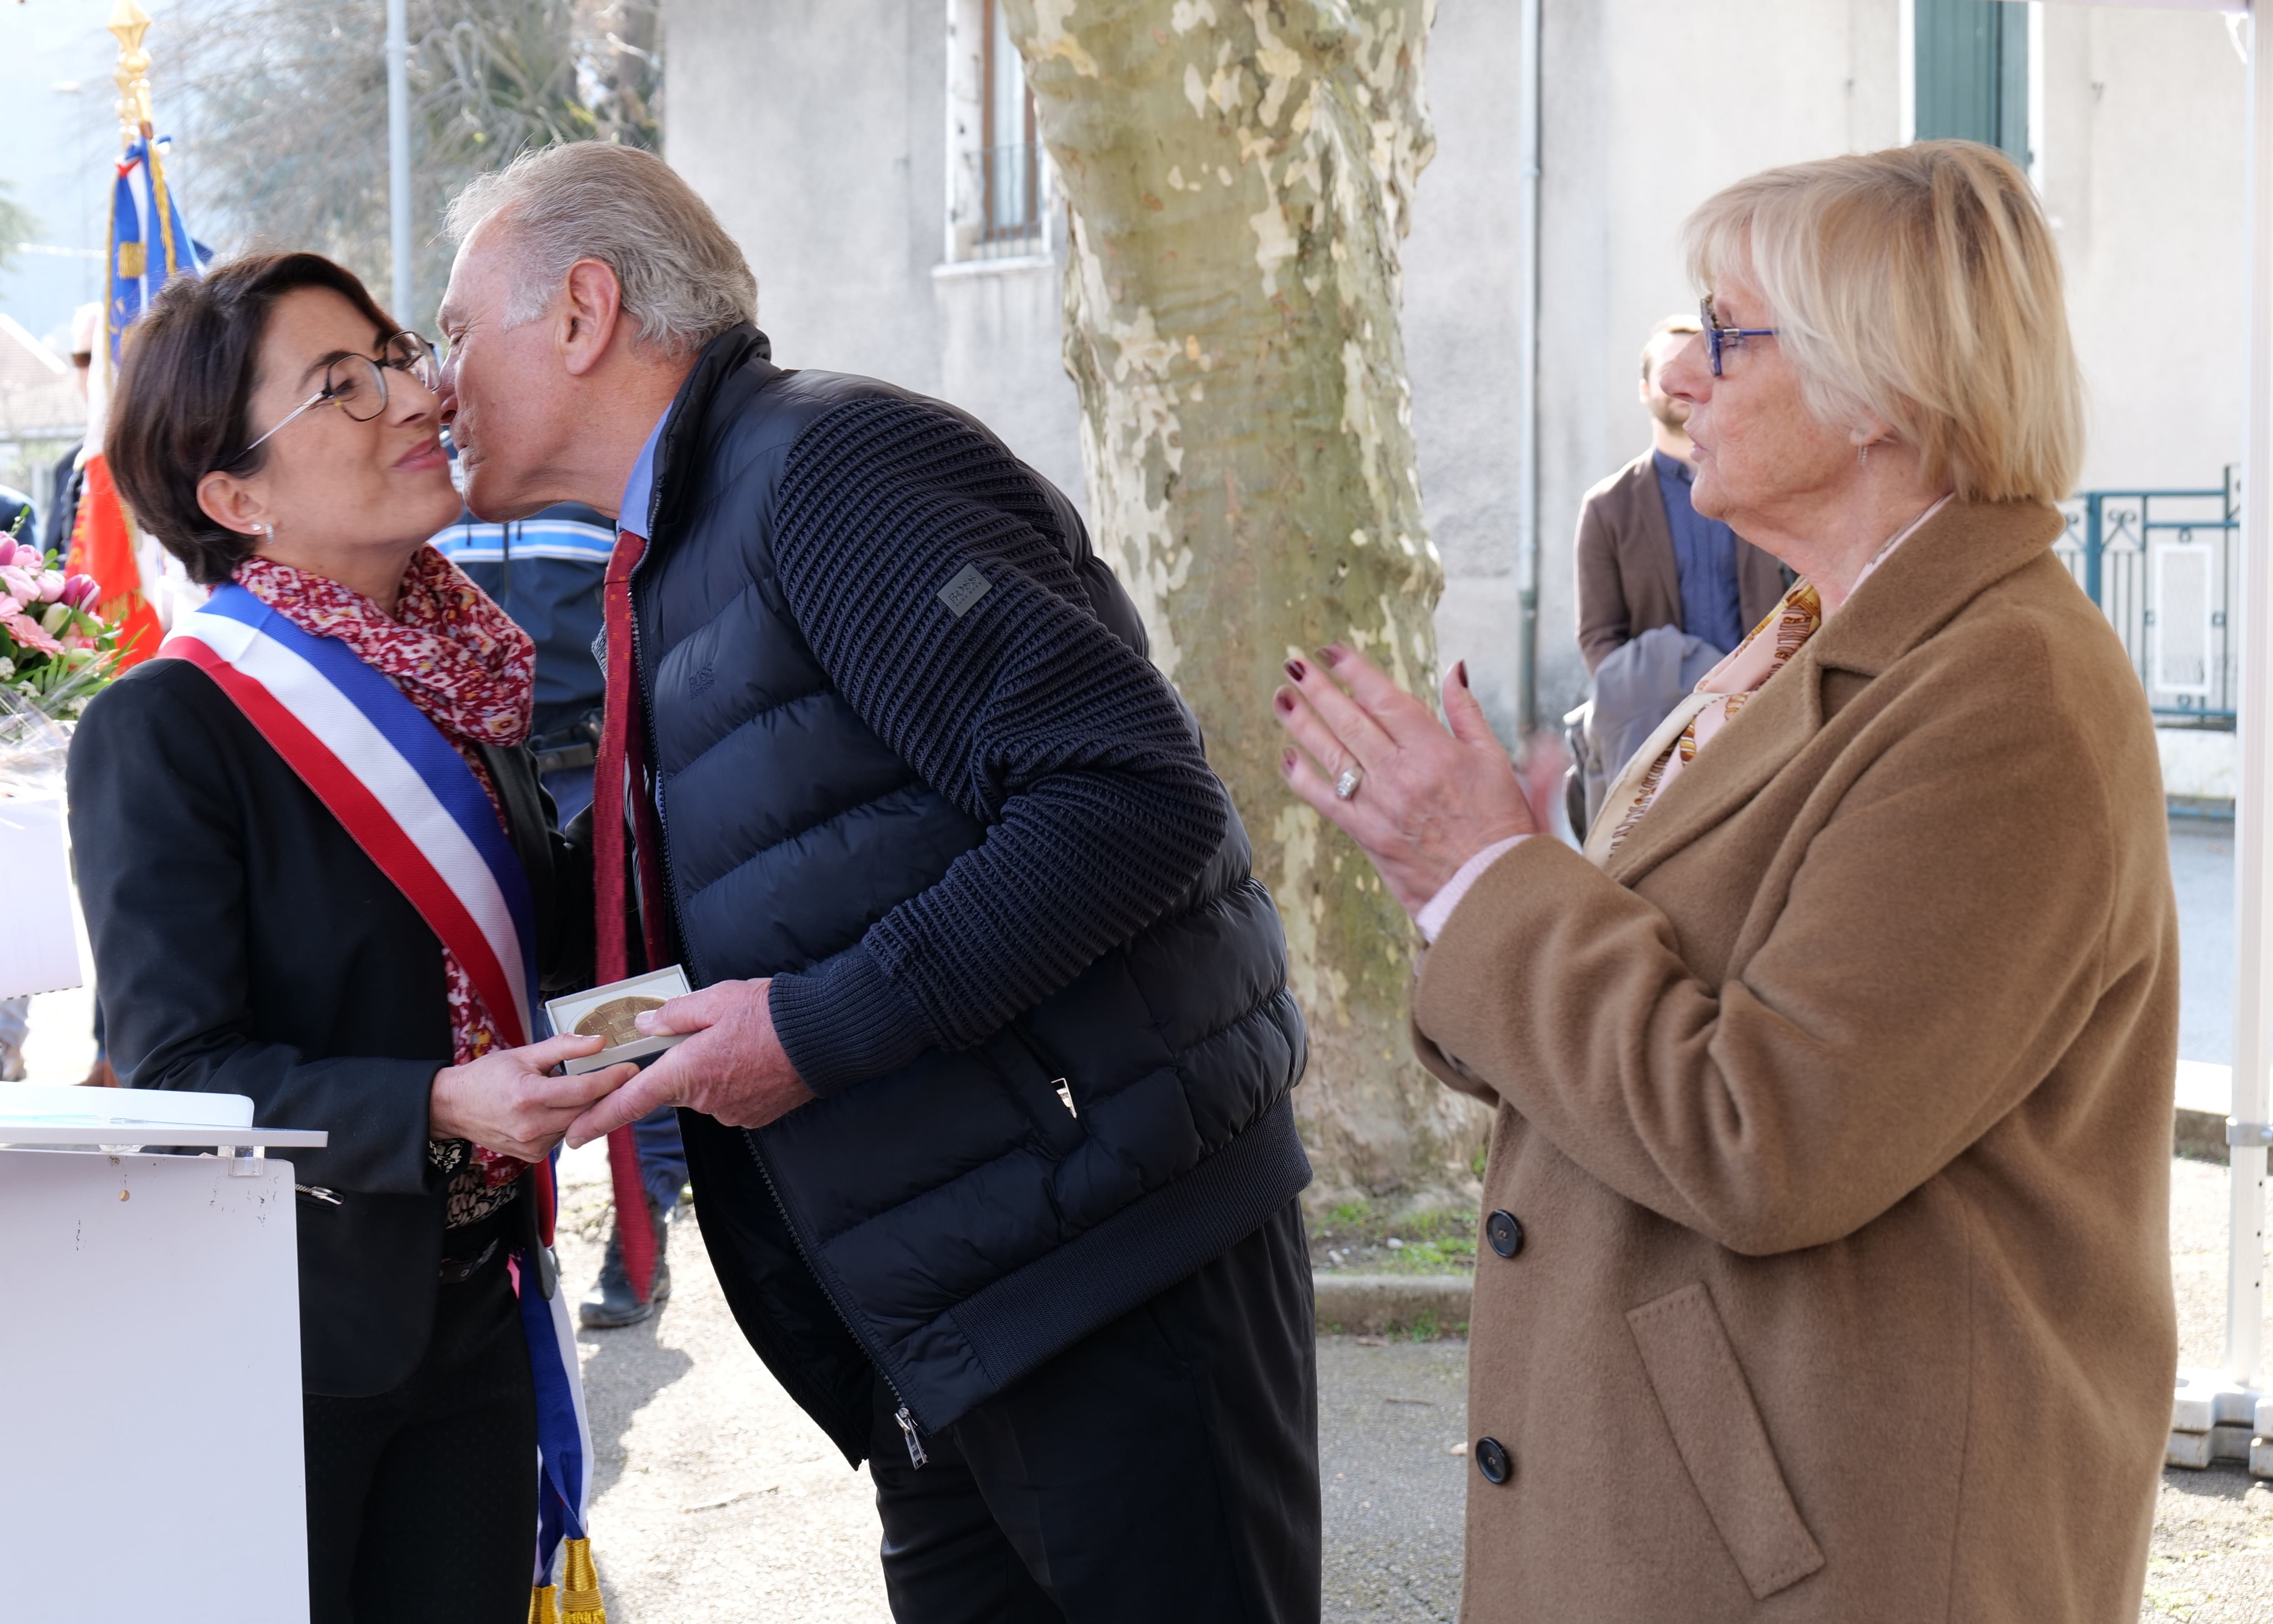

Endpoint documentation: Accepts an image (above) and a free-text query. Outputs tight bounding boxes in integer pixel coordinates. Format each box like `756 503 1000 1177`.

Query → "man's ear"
560 258 626 379
196 469 265 539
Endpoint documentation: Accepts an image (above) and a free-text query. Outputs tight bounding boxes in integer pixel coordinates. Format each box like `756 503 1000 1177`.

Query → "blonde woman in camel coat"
1273 141 2177 1621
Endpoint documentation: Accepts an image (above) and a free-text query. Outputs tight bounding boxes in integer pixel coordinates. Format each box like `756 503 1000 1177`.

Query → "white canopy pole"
2228 0 2273 1390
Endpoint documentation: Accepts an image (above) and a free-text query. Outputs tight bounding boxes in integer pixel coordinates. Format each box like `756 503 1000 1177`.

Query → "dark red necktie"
594 527 670 1302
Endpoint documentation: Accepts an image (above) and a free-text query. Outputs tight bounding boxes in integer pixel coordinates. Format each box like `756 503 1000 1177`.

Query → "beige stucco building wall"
2042 4 2244 497
664 0 2246 742
665 0 1088 508
1517 0 1903 727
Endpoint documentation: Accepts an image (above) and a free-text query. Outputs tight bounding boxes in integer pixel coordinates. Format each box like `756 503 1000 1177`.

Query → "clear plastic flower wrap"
0 682 73 800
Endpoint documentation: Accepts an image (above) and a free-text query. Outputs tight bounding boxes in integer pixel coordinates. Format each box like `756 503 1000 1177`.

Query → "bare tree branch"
170 0 662 328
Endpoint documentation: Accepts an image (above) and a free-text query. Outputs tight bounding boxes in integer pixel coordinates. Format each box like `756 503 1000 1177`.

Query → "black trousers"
302 1217 537 1624
870 1199 1320 1624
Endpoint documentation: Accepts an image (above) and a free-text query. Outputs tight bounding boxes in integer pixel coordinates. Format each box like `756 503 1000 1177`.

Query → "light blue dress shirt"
616 405 672 541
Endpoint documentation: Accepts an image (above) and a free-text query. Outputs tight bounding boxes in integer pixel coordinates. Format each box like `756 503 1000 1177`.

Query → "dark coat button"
1475 1436 1512 1484
1486 1209 1524 1258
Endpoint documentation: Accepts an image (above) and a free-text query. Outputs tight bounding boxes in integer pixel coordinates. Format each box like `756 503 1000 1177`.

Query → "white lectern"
0 1083 327 1624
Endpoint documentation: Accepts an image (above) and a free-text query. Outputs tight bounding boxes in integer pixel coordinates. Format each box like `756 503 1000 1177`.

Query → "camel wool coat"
1414 499 2178 1622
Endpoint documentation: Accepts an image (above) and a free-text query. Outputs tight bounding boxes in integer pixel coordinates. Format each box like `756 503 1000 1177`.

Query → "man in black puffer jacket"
439 144 1317 1619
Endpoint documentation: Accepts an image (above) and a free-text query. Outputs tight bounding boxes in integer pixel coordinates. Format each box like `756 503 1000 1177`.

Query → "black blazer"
68 655 588 1397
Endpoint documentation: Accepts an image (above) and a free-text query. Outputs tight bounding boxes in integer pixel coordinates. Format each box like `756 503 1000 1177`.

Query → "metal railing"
2055 470 2240 728
977 142 1044 258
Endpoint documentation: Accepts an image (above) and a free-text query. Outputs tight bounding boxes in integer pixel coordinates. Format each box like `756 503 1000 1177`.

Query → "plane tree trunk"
1007 0 1487 1206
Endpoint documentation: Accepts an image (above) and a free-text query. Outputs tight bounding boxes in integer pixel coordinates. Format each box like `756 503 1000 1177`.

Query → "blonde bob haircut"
1683 140 2083 506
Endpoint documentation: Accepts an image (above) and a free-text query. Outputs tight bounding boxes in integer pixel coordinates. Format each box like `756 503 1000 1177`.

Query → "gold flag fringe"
559 1537 607 1624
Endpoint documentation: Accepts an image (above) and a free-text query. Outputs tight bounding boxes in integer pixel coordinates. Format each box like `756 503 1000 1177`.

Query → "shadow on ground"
556 1179 693 1503
579 1322 696 1500
553 1176 891 1623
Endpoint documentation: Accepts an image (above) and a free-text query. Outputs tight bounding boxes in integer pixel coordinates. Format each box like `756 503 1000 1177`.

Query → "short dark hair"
108 253 395 585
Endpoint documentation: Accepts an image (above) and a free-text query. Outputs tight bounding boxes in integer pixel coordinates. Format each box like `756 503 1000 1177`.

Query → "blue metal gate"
2055 471 2239 728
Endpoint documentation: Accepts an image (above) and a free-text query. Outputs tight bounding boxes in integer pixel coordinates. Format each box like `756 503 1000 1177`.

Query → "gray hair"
445 143 756 356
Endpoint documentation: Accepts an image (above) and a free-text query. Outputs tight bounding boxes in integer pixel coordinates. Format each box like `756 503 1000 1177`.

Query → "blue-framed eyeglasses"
1700 297 1777 377
238 331 440 458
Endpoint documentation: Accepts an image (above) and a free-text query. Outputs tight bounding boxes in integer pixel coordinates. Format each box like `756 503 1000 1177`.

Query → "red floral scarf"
236 548 536 1189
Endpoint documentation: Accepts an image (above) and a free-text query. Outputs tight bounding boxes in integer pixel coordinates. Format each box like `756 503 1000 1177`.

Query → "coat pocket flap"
1627 1283 1825 1600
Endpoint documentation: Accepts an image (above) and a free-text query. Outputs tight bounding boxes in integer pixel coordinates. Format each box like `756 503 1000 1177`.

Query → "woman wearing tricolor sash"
72 252 638 1623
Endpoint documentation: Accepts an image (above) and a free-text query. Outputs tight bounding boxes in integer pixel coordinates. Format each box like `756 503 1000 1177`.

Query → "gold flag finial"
108 0 154 147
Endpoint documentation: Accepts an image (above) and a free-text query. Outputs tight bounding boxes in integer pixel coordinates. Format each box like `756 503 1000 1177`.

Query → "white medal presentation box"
0 1083 327 1624
547 963 694 1073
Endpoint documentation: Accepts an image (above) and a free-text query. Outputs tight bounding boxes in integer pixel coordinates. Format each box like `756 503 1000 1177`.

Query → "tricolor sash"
159 583 539 1045
518 1206 601 1618
159 583 606 1618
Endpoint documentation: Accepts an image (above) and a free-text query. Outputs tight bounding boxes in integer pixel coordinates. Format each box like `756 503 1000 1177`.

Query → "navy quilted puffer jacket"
630 327 1309 1461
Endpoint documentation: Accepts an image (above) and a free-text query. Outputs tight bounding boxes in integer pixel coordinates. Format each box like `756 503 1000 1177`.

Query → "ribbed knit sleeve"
763 398 1229 1094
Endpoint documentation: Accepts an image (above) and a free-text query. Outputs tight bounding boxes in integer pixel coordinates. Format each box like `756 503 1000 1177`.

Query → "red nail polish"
1274 690 1295 713
1281 749 1297 774
1285 658 1307 681
1455 660 1469 689
1317 645 1343 667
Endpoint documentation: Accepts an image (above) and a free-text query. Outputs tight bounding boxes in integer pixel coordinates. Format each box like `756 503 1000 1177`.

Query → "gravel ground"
2147 1157 2273 1624
22 997 2265 1617
553 1154 891 1623
553 1147 2273 1623
1317 1337 1469 1621
556 1146 1479 1624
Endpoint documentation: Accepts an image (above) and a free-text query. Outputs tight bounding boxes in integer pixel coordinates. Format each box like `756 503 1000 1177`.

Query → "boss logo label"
938 563 993 618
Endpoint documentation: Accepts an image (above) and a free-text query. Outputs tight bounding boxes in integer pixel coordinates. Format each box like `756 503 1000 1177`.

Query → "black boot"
578 1194 672 1329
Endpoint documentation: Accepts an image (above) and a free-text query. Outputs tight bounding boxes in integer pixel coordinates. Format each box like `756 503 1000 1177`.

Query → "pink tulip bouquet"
0 510 124 725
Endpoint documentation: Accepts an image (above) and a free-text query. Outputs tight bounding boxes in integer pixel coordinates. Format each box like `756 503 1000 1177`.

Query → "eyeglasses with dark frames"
237 331 440 458
1699 297 1778 378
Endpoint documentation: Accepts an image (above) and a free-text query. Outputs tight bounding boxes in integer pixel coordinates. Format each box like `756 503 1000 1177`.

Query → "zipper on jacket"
635 392 924 1467
294 1184 341 1205
894 1405 929 1468
737 1125 930 1469
1008 1019 1079 1119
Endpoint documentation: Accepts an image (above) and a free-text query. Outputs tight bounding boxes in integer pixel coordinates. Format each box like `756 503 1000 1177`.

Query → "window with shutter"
943 0 1051 263
1915 0 2032 164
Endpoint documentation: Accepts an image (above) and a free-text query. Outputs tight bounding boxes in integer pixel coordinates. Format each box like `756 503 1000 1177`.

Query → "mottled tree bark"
1007 0 1486 1204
